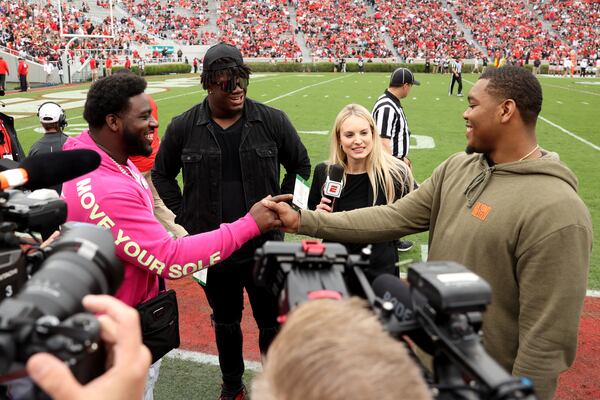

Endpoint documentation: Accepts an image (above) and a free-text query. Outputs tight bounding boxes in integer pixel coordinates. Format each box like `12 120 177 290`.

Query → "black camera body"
254 241 536 400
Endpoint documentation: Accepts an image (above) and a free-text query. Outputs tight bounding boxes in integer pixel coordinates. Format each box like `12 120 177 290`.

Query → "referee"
449 57 463 96
372 67 419 252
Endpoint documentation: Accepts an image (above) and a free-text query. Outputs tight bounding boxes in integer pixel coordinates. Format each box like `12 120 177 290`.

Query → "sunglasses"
215 76 249 93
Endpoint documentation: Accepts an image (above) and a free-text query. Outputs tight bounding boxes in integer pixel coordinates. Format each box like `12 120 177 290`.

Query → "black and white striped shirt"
372 90 410 159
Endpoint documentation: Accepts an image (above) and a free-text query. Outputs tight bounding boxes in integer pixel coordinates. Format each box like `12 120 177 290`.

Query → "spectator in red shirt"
17 58 28 92
0 56 9 93
105 56 113 76
124 56 131 70
90 56 98 82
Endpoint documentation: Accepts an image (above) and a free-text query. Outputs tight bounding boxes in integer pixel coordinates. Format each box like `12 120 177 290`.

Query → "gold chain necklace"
518 144 540 161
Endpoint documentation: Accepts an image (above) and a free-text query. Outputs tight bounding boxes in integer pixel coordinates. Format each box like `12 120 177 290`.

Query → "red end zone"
169 278 600 399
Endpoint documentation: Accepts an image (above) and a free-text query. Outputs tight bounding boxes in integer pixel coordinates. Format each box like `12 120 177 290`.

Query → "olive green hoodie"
299 151 592 400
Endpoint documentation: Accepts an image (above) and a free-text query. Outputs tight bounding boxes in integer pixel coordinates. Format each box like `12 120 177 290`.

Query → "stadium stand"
373 0 476 60
530 0 599 59
217 0 301 59
295 0 392 59
447 0 564 62
1 0 598 66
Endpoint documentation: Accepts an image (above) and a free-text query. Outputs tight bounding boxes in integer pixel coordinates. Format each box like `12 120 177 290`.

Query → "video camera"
254 241 537 400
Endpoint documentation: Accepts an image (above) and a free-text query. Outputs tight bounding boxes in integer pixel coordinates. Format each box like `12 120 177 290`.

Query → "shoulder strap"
159 277 166 292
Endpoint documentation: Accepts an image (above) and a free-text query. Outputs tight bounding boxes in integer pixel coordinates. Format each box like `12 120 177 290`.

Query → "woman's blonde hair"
328 104 412 205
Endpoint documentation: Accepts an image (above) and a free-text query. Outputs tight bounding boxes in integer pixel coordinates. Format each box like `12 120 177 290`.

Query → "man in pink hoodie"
61 73 287 398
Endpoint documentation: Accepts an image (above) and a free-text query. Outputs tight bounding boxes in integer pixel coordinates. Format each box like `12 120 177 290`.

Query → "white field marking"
412 135 436 149
435 98 440 100
556 100 564 104
539 116 600 151
587 290 600 297
412 97 417 100
345 95 350 98
165 349 263 372
463 78 600 151
303 94 308 97
574 81 600 86
298 130 329 135
324 95 329 98
582 102 589 105
543 82 600 96
368 96 372 99
264 74 351 104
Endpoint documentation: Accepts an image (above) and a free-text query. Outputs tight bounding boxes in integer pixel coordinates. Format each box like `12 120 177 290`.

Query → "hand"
250 194 292 233
26 295 152 400
316 197 332 213
261 196 300 233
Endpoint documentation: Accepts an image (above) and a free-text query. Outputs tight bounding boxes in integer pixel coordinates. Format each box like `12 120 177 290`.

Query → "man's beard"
123 126 152 157
465 145 476 154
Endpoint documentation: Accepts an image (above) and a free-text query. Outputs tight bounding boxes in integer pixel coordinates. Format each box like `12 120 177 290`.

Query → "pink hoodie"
62 131 261 306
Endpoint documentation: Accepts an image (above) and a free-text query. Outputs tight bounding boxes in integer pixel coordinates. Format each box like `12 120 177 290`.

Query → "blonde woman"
308 104 413 280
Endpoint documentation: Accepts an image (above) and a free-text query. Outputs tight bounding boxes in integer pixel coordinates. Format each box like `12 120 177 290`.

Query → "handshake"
249 194 301 233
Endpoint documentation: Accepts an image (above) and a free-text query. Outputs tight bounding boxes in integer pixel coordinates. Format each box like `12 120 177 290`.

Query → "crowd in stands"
296 0 392 59
119 0 213 45
0 0 597 68
0 0 143 64
448 0 564 62
374 0 476 60
217 0 301 59
530 0 599 60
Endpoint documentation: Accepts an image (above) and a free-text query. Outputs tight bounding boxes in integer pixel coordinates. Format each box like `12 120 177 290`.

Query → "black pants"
201 258 279 389
450 72 462 95
19 75 27 91
0 74 5 90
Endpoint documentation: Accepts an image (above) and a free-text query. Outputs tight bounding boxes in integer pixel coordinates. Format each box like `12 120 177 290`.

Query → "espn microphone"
0 149 101 190
372 274 435 354
322 164 344 210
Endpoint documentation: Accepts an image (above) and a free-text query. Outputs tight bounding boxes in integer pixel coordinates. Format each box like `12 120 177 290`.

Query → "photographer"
61 73 289 398
263 66 593 400
252 298 431 400
27 295 151 400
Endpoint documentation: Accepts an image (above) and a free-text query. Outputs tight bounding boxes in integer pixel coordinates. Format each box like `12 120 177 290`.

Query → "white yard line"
264 74 352 104
165 349 262 372
542 83 600 97
538 116 600 151
463 78 599 152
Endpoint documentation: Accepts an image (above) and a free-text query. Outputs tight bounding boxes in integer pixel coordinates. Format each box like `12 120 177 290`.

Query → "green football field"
10 71 600 288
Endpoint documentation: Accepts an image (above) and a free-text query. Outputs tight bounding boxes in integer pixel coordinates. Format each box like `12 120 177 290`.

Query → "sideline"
463 78 599 152
165 349 262 372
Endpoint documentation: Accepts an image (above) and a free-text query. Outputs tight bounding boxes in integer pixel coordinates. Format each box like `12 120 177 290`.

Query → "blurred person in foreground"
27 295 151 400
308 104 412 281
152 43 310 400
252 298 432 400
61 73 289 399
262 66 592 400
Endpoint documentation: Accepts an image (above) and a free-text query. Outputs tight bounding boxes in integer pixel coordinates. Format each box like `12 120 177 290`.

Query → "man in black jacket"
152 43 310 400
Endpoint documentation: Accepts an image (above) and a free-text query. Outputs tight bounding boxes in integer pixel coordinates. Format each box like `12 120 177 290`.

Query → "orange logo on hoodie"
472 202 492 221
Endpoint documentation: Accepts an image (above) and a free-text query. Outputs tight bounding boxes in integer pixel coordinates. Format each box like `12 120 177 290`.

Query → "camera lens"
16 224 123 319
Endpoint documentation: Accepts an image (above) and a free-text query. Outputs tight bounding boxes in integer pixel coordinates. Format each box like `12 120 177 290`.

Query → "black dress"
308 162 409 281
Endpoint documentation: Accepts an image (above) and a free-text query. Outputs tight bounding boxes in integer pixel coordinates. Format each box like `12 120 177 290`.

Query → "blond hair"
328 104 412 205
252 298 432 400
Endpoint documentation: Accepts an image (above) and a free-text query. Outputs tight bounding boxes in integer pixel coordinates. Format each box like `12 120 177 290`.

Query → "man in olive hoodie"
263 66 592 400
